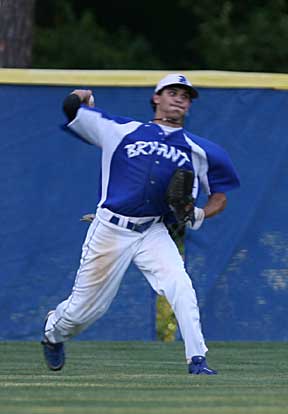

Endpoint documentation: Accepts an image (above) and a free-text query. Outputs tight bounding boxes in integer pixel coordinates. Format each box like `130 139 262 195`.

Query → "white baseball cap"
154 73 198 98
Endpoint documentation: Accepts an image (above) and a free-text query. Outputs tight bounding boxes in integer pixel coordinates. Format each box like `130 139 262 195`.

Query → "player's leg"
133 222 215 374
44 218 140 344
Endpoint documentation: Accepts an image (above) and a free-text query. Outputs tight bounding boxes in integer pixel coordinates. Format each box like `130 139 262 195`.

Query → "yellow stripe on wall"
1 69 288 89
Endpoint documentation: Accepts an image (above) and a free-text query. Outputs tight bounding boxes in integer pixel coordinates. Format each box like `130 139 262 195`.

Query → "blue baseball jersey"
67 105 240 217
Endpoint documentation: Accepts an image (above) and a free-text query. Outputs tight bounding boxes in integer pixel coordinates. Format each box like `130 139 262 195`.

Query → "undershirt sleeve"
62 94 81 121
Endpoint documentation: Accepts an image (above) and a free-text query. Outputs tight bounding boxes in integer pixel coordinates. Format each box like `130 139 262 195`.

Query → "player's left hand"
186 207 205 230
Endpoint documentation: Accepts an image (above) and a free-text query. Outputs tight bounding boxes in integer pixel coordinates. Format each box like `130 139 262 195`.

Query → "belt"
109 216 162 233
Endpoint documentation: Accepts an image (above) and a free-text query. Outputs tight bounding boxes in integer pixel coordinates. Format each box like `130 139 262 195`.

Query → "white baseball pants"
45 208 208 359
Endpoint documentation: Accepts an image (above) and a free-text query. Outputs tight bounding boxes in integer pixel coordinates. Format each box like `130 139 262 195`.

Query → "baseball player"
41 73 240 374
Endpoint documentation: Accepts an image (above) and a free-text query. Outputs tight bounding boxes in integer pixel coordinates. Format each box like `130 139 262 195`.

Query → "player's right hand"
71 89 93 105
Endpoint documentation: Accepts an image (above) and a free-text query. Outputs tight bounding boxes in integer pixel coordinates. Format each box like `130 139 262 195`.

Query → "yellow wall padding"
1 69 288 89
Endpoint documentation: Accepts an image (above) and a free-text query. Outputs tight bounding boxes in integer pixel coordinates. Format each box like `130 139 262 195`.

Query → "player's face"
153 86 192 121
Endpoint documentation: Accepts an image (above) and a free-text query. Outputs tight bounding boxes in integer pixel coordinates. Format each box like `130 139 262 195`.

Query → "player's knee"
162 271 195 305
168 270 193 292
66 303 109 327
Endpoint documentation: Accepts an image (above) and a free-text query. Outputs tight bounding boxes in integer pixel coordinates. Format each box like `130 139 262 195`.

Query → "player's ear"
152 94 160 106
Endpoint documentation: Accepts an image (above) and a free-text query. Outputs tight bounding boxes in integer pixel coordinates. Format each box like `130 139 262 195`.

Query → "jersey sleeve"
186 132 240 195
66 106 135 147
204 143 240 194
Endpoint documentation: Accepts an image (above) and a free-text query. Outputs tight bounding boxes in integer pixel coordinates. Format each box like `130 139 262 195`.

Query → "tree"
0 0 35 68
32 0 288 72
32 3 162 69
181 0 288 72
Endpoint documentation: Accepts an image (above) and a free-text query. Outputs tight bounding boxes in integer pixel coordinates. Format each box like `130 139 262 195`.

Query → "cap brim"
180 84 198 99
157 83 198 99
190 87 199 99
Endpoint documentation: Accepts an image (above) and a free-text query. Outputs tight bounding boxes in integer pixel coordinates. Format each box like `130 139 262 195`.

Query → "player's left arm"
187 192 227 231
203 192 227 218
192 144 239 230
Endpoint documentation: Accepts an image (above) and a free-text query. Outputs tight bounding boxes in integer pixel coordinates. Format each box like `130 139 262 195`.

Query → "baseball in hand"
88 94 95 107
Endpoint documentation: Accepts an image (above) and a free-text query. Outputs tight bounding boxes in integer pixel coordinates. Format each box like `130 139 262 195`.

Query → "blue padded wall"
184 88 288 340
1 83 287 340
0 84 156 340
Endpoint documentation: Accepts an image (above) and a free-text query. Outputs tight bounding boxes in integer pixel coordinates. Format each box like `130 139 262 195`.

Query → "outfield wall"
1 70 288 341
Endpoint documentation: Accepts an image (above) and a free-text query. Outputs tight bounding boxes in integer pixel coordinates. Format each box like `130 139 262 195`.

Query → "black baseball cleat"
41 312 65 371
41 338 65 371
188 356 217 375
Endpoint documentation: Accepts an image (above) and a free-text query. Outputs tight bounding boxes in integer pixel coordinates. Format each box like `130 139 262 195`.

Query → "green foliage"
156 295 177 342
156 227 184 342
183 0 288 71
32 4 162 69
33 0 288 71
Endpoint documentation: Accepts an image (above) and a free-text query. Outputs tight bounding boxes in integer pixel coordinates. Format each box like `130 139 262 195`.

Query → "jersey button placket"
158 131 165 141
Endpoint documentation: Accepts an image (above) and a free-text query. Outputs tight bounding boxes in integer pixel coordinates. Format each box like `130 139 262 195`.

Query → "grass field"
0 341 287 414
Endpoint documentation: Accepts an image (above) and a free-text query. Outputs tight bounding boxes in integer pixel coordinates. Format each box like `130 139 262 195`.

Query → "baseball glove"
166 169 195 225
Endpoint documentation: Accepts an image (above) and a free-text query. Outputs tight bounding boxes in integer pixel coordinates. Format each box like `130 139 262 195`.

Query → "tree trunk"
0 0 35 68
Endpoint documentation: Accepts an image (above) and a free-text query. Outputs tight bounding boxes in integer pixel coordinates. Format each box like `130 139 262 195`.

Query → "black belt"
109 216 162 233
